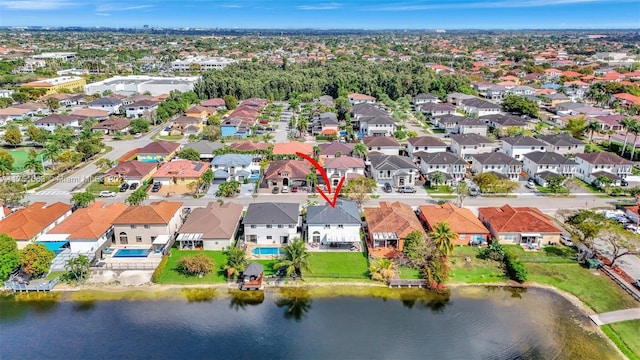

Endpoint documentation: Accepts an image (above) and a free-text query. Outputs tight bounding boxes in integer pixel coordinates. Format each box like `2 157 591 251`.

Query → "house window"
266 236 272 240
278 224 283 228
151 236 157 242
266 225 272 228
144 225 150 229
338 225 344 229
130 224 136 229
288 224 295 228
324 225 331 229
119 232 128 244
136 236 142 242
250 224 256 229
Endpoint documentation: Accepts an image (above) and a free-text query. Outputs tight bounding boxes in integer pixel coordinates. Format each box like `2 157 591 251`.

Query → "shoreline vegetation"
3 246 639 359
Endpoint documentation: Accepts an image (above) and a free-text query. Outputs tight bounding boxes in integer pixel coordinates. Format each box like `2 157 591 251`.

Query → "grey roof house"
306 200 361 246
243 202 300 245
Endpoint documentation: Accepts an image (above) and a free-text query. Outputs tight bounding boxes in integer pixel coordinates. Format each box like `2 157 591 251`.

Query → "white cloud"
1 0 77 10
220 4 244 8
297 2 342 10
370 0 635 11
96 3 154 12
96 12 111 16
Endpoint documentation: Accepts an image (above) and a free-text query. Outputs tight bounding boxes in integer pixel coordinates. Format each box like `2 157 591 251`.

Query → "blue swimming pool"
252 247 283 256
113 249 151 258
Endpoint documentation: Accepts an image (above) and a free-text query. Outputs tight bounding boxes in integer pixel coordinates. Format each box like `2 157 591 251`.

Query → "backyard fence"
100 262 159 270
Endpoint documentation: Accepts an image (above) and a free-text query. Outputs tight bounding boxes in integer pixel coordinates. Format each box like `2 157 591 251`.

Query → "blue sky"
1 0 638 29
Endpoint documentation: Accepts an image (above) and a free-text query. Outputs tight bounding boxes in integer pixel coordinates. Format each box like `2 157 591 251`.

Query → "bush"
152 256 169 283
503 248 528 283
178 253 215 277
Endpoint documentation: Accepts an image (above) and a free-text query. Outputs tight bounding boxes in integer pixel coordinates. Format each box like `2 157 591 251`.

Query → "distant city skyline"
1 0 639 29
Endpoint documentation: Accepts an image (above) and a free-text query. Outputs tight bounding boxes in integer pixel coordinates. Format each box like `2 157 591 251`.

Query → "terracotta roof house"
324 156 365 187
104 160 157 185
243 202 300 245
318 141 355 158
419 203 490 245
272 141 313 157
575 152 633 186
185 105 211 121
136 141 181 162
112 201 183 248
229 141 271 152
264 159 311 191
306 200 361 246
70 107 110 120
153 160 210 185
176 202 243 250
201 98 226 110
478 204 561 247
0 202 72 249
46 202 128 259
363 201 426 258
406 136 447 159
613 93 640 107
348 93 376 105
363 136 401 156
92 117 131 135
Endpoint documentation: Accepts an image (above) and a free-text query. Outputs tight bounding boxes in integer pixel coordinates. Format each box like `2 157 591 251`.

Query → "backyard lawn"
398 266 421 280
448 246 507 284
305 252 370 280
602 320 640 360
8 149 46 171
155 250 228 284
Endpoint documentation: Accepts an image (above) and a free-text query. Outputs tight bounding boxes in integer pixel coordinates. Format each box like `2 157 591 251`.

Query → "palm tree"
429 222 457 257
351 142 368 158
586 120 600 142
275 238 311 279
43 142 60 168
312 145 322 159
96 158 114 172
629 120 640 161
23 154 43 174
429 172 446 187
125 188 149 206
620 117 635 157
223 246 248 279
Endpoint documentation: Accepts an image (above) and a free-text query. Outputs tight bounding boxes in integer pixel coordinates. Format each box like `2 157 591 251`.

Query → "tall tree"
178 148 201 161
71 190 96 208
23 149 43 174
223 246 248 279
275 239 311 278
351 142 368 158
223 95 238 110
0 150 14 176
628 120 640 161
26 124 47 145
565 116 587 139
64 255 90 283
429 172 446 187
429 222 457 257
0 234 19 281
619 117 635 157
403 230 430 266
342 177 377 207
96 158 114 172
3 125 22 147
455 182 470 207
126 188 149 206
0 181 26 206
19 243 55 277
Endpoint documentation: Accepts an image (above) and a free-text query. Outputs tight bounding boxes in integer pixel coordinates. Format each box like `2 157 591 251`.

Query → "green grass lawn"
449 246 507 283
85 180 120 194
7 149 46 171
535 185 569 194
507 245 577 263
398 266 422 279
157 135 183 141
601 320 640 360
155 250 228 284
305 252 370 280
425 185 454 194
431 128 445 134
45 271 65 281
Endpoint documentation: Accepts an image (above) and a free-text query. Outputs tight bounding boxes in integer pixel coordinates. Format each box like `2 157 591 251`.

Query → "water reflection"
228 290 265 310
181 288 217 302
72 301 96 312
275 288 312 321
399 290 451 313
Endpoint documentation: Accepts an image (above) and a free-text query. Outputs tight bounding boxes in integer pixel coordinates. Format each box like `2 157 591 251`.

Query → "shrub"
152 256 169 283
503 248 528 283
478 241 505 261
178 253 214 277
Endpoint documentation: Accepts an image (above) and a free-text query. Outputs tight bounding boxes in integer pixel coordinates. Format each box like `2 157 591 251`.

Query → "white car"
99 191 116 197
560 235 574 247
526 182 536 189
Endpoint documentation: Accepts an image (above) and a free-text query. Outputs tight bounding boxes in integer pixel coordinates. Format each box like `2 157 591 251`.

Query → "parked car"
99 191 116 197
633 279 640 290
560 234 574 247
469 186 480 197
281 186 289 193
272 187 279 194
383 183 393 193
526 182 536 189
291 186 298 193
134 133 142 139
151 182 162 192
119 183 130 192
397 186 416 193
621 179 629 187
129 182 139 190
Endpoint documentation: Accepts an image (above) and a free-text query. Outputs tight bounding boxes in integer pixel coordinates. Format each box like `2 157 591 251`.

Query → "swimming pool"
252 247 283 256
113 249 151 258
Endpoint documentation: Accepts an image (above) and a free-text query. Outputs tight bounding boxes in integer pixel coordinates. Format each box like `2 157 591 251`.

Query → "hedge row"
151 255 169 283
503 248 528 283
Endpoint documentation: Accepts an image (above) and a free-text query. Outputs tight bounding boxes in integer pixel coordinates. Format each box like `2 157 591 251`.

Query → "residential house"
481 114 530 135
522 152 578 186
153 160 210 185
406 136 447 159
0 202 72 249
185 105 211 122
171 115 202 135
312 112 340 136
575 152 633 186
478 204 561 247
318 141 355 158
418 203 490 245
323 157 366 187
447 93 476 106
229 141 271 153
456 118 488 136
613 93 640 108
546 93 571 108
363 136 401 156
176 202 243 250
306 200 361 246
416 152 467 184
87 97 123 115
359 114 396 137
136 141 181 163
0 107 32 125
210 154 256 182
471 152 523 181
369 154 418 187
501 136 548 160
104 160 157 185
412 93 439 107
201 98 227 111
594 115 624 132
181 141 225 160
34 114 84 132
317 95 334 107
273 141 313 157
450 133 496 160
112 201 183 247
125 99 160 118
243 202 300 245
92 117 131 135
70 108 110 121
221 117 254 138
363 201 425 257
460 98 501 117
348 93 376 105
264 159 311 190
433 114 465 133
418 102 457 118
46 202 128 259
537 133 585 155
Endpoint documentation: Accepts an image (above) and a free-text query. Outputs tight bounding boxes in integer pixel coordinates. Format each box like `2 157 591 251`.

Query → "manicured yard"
507 244 577 263
425 185 454 194
155 250 228 284
157 135 183 141
305 252 369 280
449 246 507 283
602 320 640 360
7 149 46 171
85 180 120 194
398 266 421 280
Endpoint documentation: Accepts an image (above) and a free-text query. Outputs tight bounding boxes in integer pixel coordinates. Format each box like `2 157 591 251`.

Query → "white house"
575 152 633 186
34 114 83 132
243 203 300 245
359 115 396 137
305 201 361 246
460 98 501 117
537 133 586 155
210 154 258 182
87 97 123 115
471 152 523 181
125 99 160 118
521 152 577 186
450 133 496 160
348 93 376 105
416 152 467 184
369 154 418 187
406 136 448 160
413 93 439 107
323 157 366 187
363 136 401 156
500 136 548 160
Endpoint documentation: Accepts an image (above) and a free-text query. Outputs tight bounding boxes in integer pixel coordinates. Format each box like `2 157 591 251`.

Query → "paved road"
590 308 640 326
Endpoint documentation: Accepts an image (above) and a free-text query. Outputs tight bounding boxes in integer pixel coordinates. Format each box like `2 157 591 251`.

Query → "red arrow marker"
296 152 345 208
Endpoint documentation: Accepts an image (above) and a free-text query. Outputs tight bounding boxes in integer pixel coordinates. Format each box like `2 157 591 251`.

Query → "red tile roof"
137 141 180 155
49 202 128 239
105 160 157 178
154 160 210 179
478 205 561 234
419 203 489 236
364 201 425 240
113 201 182 225
0 202 72 241
273 142 313 156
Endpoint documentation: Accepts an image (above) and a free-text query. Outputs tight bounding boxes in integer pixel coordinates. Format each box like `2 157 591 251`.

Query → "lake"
0 286 620 360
